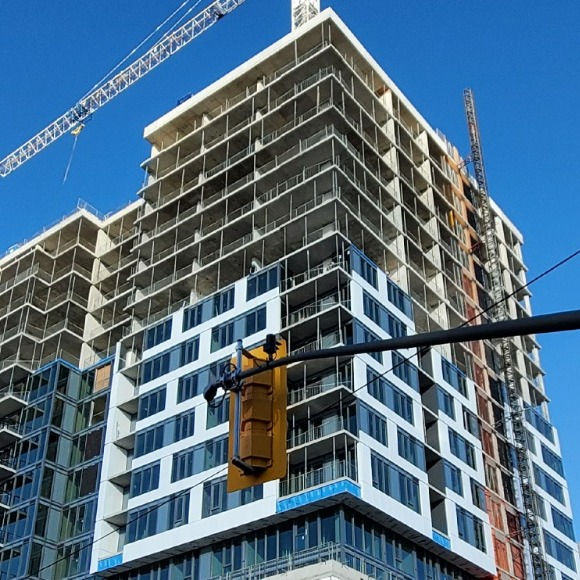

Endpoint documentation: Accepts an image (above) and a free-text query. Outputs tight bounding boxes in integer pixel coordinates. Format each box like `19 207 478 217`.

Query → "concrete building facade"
0 8 577 580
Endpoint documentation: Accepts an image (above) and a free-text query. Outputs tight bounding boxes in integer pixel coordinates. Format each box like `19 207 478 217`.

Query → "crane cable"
79 0 203 102
63 0 206 182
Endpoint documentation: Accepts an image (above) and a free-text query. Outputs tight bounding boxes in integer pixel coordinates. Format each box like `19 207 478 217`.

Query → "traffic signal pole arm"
227 309 580 385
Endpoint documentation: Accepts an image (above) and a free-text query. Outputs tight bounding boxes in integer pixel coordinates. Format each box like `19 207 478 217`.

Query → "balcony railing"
288 376 352 406
280 459 357 497
283 292 349 328
288 416 353 449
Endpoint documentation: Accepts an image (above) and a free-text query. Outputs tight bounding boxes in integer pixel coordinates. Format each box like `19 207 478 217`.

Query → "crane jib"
0 0 247 178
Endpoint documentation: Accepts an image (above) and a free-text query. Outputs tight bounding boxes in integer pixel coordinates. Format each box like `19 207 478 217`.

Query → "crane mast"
464 88 548 579
291 0 320 30
0 0 247 178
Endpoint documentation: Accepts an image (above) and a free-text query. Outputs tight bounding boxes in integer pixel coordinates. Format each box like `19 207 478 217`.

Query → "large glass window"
551 506 575 541
138 386 166 420
144 319 172 350
397 428 426 470
392 351 419 391
441 359 467 398
180 337 200 366
444 461 463 495
172 435 228 482
544 530 576 571
437 386 455 419
456 506 486 552
211 322 234 353
247 265 279 300
449 428 476 469
533 463 565 504
367 367 413 424
135 424 164 458
202 476 262 518
131 462 160 498
213 287 235 316
174 408 196 441
358 403 388 446
370 452 420 513
541 444 564 477
207 396 230 429
177 372 201 403
141 352 170 384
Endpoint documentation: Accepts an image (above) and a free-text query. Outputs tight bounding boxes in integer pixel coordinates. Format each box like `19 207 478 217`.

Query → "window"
444 461 463 495
168 493 190 528
386 278 413 318
397 428 425 470
456 506 486 552
135 424 164 458
363 292 407 338
183 303 204 331
245 306 267 336
551 506 575 541
180 337 200 365
437 387 455 419
141 352 170 384
363 293 381 326
449 429 476 469
130 462 160 497
463 407 480 439
247 265 279 300
367 367 413 424
356 323 382 364
544 531 576 572
213 287 235 316
526 429 536 454
127 501 158 543
358 403 388 446
370 452 420 513
211 322 234 352
138 386 166 420
178 372 201 403
145 319 172 350
207 396 230 429
470 478 486 511
525 405 554 443
351 247 378 289
174 409 196 441
533 463 564 504
172 435 228 482
441 359 467 397
202 476 263 518
541 444 564 477
126 493 190 544
392 351 419 391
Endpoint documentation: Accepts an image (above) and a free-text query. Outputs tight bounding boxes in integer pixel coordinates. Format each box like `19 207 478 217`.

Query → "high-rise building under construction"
0 6 577 580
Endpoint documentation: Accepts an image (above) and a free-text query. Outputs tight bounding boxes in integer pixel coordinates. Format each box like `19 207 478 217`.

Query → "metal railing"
280 459 357 497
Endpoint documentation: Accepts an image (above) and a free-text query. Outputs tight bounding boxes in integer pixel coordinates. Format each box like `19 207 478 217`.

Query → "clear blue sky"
1 0 580 531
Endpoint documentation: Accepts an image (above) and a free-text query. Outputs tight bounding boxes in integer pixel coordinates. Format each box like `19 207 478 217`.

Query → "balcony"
0 385 28 419
288 415 355 450
0 449 16 482
0 418 22 449
280 459 357 497
288 374 352 406
0 491 11 512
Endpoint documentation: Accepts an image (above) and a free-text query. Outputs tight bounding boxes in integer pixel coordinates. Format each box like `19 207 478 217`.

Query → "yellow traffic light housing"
227 338 287 493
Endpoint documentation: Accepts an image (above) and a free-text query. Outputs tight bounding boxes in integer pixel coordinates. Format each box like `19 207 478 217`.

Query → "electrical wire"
35 465 228 576
29 245 580 575
288 245 580 429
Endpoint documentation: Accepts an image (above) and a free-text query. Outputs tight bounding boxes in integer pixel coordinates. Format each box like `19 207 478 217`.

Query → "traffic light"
227 338 287 493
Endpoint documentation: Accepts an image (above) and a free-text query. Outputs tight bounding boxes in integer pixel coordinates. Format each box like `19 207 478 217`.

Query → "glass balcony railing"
280 459 357 497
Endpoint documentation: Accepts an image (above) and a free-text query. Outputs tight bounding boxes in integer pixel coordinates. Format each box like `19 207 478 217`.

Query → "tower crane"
464 88 549 579
0 0 320 178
